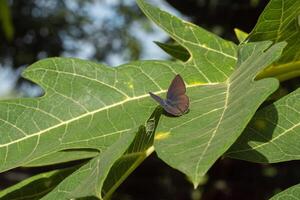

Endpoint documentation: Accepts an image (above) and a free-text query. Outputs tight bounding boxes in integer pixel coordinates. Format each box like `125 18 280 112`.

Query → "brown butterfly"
149 74 189 116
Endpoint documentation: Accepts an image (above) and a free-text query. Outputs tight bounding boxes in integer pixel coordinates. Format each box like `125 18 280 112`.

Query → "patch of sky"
0 62 21 98
62 0 185 65
0 0 185 97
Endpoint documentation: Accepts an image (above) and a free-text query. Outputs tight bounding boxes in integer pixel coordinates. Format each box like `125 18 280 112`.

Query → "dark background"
1 0 300 199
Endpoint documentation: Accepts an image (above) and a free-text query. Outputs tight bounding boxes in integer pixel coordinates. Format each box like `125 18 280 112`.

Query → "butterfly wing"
166 74 186 100
165 74 189 116
165 95 189 116
149 92 166 107
149 74 189 116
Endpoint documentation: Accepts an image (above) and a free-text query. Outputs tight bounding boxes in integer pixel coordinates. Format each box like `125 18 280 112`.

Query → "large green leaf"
41 130 136 199
248 0 300 81
227 88 300 163
0 57 186 172
154 41 286 187
0 0 238 173
0 55 228 173
269 183 300 200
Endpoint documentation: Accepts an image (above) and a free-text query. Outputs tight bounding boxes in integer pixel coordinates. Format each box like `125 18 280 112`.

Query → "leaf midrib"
194 80 229 179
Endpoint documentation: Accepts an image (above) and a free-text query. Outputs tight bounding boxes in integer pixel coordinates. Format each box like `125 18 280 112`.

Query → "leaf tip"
189 174 208 189
234 28 249 43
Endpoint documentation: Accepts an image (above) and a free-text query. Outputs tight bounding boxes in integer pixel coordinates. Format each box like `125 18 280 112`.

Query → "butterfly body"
149 75 189 116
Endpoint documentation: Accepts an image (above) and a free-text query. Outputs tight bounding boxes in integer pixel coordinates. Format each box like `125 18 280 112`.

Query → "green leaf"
234 28 249 43
0 55 226 173
248 0 300 81
154 41 286 187
0 0 237 173
154 41 190 61
269 183 300 200
0 57 180 172
41 130 136 199
136 0 238 83
23 149 99 167
0 167 78 200
227 88 300 163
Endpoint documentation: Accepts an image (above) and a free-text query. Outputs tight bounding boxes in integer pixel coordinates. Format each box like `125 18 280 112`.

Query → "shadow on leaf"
226 104 278 163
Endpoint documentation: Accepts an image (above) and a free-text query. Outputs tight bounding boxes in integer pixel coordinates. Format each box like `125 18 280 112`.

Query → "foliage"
0 0 299 199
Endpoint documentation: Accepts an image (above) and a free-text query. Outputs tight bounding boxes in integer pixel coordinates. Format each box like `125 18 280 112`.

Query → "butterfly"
149 74 189 116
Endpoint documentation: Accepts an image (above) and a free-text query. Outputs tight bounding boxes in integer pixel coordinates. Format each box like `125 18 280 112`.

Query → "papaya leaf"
0 57 186 172
0 0 238 174
154 41 286 188
0 55 224 173
227 88 300 163
269 183 300 200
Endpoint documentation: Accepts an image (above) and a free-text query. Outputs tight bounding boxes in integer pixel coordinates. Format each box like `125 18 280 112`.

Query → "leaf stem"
103 146 155 200
256 61 300 82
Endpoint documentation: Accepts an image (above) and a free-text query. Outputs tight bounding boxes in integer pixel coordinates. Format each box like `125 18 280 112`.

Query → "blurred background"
1 0 300 199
